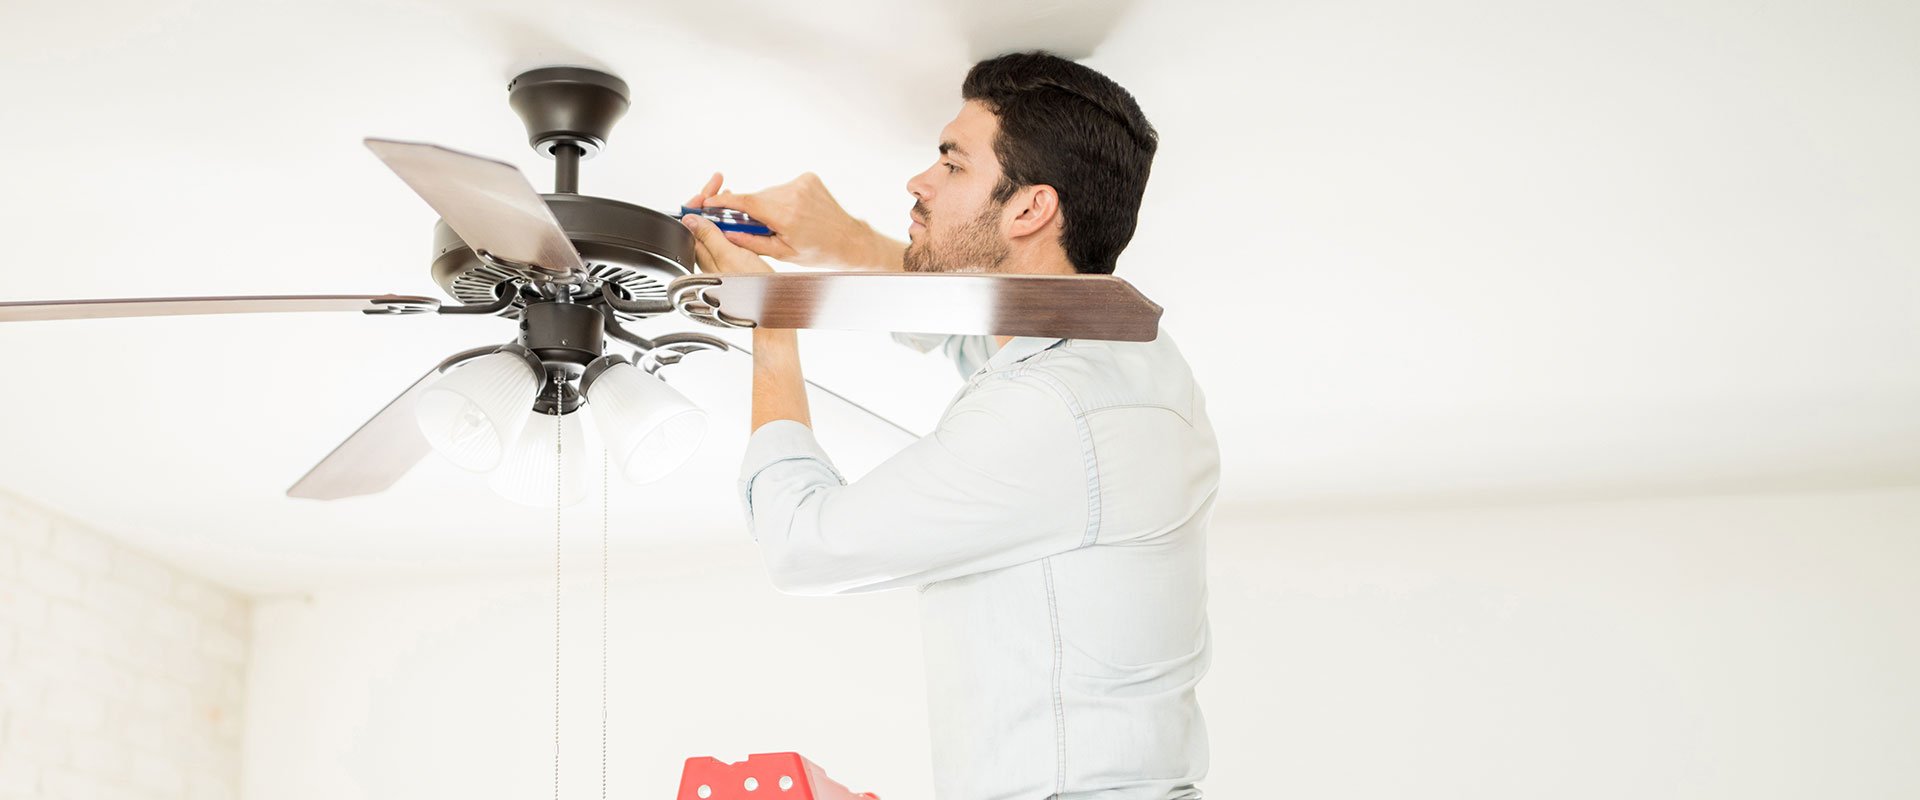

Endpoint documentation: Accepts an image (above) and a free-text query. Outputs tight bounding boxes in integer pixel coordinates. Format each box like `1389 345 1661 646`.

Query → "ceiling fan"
0 67 1163 504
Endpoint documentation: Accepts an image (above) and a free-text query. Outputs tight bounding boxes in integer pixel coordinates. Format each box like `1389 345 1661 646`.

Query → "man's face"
903 101 1012 274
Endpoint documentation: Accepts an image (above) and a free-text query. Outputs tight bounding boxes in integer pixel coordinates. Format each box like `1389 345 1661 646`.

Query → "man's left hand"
681 213 775 275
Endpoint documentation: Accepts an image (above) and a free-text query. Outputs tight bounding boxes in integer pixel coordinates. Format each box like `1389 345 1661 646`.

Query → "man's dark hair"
962 51 1158 275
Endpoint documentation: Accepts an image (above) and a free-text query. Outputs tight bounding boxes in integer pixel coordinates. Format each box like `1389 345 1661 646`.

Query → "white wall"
1206 486 1920 798
241 486 1920 799
241 542 929 799
0 488 250 800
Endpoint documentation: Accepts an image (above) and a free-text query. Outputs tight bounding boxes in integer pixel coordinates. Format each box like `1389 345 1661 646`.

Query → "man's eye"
943 162 960 174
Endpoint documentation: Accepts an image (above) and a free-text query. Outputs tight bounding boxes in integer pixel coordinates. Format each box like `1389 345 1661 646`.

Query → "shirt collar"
985 336 1066 372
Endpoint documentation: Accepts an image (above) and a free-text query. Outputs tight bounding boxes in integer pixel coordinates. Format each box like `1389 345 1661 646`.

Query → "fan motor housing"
430 193 695 319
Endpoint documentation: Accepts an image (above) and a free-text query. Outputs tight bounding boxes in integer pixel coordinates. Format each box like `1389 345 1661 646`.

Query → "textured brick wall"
0 489 248 800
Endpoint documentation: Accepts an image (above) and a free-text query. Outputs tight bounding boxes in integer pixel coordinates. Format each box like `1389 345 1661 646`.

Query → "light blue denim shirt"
738 329 1220 800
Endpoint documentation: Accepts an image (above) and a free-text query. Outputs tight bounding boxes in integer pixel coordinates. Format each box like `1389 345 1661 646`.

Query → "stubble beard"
903 200 1010 274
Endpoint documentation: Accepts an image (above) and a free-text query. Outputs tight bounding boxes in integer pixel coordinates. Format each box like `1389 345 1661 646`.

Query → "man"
678 51 1220 800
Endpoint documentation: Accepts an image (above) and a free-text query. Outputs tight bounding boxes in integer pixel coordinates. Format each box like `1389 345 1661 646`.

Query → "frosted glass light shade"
621 406 708 484
413 351 540 471
584 363 708 484
489 409 597 507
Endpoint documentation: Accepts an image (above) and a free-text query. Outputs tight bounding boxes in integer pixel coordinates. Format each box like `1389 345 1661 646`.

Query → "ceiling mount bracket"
507 66 631 163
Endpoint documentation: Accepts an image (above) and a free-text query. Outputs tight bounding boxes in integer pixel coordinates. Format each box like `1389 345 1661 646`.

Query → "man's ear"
1005 184 1061 240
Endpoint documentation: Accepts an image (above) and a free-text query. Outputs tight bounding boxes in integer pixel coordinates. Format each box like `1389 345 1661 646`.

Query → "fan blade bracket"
599 283 673 317
669 276 758 330
364 295 444 315
636 331 733 373
433 282 520 316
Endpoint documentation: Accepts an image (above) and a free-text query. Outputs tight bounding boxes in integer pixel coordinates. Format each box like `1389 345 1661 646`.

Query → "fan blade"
285 369 440 501
673 272 1162 342
0 294 439 322
363 138 584 277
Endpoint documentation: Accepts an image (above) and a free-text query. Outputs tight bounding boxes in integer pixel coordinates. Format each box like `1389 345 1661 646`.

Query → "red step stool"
677 752 878 800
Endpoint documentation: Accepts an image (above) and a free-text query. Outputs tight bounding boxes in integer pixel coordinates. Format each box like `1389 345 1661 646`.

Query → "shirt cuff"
736 419 846 535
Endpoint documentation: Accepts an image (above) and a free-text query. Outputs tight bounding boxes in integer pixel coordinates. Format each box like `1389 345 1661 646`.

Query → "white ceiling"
2 0 1915 595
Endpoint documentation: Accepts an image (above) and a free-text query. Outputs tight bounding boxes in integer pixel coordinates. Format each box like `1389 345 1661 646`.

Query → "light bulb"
583 362 708 484
413 351 540 471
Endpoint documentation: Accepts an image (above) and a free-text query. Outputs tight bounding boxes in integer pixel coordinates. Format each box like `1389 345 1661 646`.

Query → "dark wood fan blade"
675 272 1163 342
364 138 584 276
285 370 438 500
0 294 439 322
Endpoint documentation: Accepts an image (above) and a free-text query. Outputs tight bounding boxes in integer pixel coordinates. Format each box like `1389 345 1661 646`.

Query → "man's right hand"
685 172 904 271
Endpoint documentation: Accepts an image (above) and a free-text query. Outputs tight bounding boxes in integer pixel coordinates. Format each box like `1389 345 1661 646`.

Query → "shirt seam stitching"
1043 556 1067 796
1011 366 1102 549
1080 402 1199 426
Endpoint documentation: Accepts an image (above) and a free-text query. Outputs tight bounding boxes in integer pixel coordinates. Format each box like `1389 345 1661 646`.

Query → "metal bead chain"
553 374 564 800
602 444 609 800
547 374 612 800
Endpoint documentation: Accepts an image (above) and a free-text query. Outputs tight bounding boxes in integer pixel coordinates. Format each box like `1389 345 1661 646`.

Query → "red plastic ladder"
676 752 878 800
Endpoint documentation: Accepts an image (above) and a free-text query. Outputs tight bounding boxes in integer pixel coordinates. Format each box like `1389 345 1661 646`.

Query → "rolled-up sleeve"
736 375 1089 595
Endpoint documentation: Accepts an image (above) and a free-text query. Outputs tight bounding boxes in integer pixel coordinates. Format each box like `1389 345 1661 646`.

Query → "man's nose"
906 170 931 203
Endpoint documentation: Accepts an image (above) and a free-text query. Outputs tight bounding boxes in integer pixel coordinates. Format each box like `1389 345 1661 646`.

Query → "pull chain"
553 374 564 800
602 444 609 800
549 373 613 800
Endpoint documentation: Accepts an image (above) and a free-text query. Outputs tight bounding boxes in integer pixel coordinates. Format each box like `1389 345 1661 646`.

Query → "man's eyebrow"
939 140 968 158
